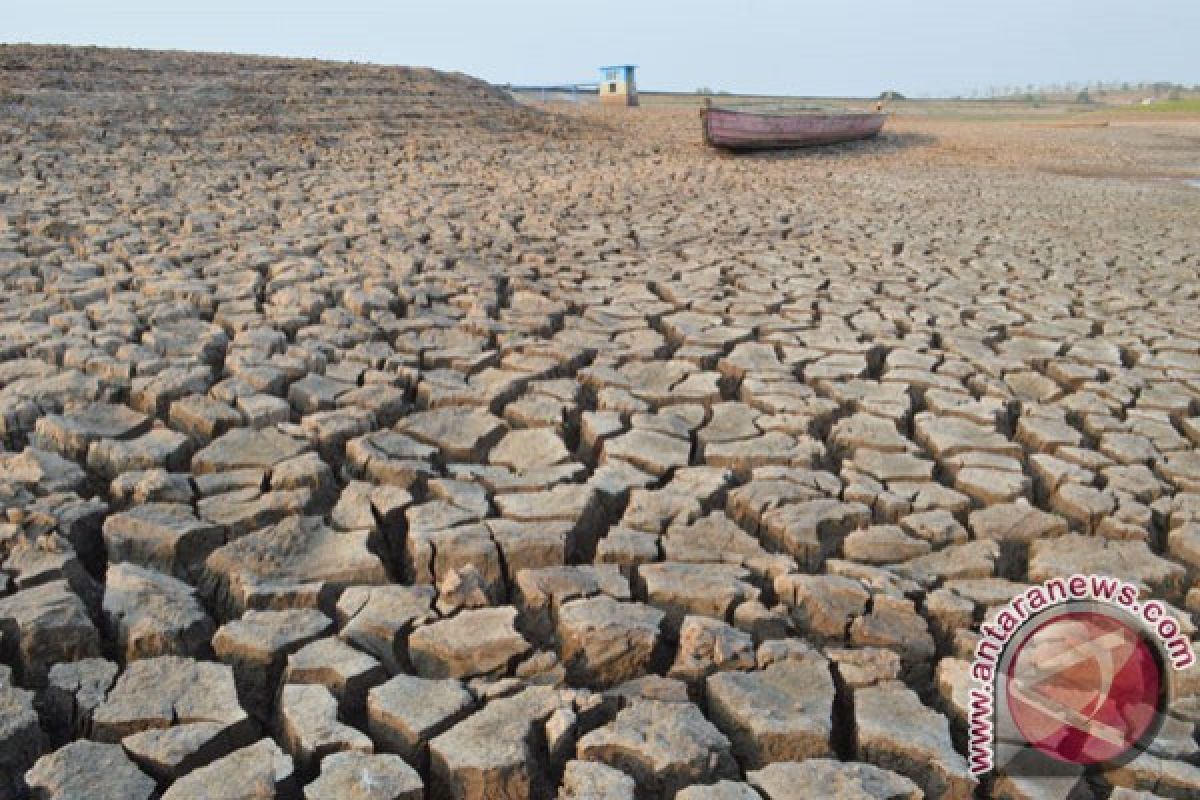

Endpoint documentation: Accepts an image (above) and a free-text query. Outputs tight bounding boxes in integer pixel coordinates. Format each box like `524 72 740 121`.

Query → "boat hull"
702 107 887 150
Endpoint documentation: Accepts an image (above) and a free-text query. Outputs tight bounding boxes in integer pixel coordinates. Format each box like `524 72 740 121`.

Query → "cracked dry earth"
2 44 1200 800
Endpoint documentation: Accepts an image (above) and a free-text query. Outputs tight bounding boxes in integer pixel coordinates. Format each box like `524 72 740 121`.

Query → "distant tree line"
687 82 1194 103
954 80 1197 103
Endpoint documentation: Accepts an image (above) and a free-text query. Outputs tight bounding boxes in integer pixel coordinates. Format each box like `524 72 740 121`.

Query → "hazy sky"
6 0 1199 97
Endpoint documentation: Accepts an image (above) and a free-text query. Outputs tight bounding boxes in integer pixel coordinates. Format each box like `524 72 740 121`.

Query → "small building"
599 65 638 107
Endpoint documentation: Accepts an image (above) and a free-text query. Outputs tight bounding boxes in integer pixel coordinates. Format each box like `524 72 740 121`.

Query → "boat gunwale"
705 105 888 119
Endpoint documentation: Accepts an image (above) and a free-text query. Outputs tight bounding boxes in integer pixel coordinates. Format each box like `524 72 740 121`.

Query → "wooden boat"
701 102 887 150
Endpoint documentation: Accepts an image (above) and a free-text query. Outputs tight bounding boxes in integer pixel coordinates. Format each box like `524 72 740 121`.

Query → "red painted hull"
702 107 887 150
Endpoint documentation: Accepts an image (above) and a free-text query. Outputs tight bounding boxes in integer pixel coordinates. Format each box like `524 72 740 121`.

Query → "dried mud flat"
1 44 1200 800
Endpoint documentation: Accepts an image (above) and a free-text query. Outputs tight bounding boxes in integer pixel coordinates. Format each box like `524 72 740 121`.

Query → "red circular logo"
1005 610 1162 765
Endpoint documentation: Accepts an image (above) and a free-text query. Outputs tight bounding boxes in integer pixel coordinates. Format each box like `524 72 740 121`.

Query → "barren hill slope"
0 44 563 144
